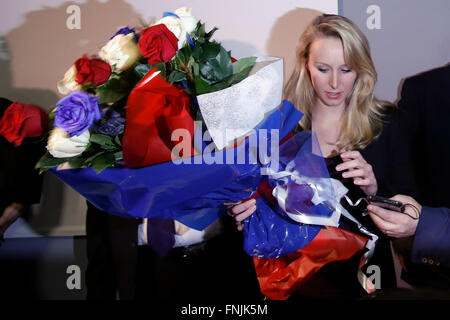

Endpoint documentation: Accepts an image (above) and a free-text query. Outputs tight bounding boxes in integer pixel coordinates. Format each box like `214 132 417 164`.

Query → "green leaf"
187 55 195 69
90 134 120 152
193 22 206 38
35 152 73 173
90 134 114 147
152 62 167 78
168 70 188 83
177 50 187 65
67 157 86 169
195 36 206 45
192 61 200 77
200 42 221 62
192 46 203 61
134 63 151 79
232 57 257 75
85 151 105 163
199 46 233 84
211 81 231 92
97 78 131 104
194 77 214 95
216 46 233 74
226 68 253 87
113 151 123 161
114 135 122 147
48 109 55 123
91 152 116 173
213 57 257 88
103 144 121 151
205 26 218 41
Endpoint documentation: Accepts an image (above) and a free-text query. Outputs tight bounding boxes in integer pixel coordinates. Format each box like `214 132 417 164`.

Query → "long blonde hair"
284 14 390 150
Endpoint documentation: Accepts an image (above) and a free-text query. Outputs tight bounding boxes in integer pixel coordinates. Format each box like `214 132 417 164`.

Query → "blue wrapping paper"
169 131 332 258
244 195 321 258
242 129 342 258
52 100 343 258
52 100 301 228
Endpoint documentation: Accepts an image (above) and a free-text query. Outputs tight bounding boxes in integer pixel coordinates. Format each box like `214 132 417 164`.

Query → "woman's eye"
341 69 352 73
318 67 328 72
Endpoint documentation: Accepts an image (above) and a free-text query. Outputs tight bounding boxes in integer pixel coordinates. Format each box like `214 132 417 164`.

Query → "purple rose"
93 111 125 136
54 91 101 136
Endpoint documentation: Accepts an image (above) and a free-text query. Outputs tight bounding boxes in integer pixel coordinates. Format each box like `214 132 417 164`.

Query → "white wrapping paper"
197 56 283 150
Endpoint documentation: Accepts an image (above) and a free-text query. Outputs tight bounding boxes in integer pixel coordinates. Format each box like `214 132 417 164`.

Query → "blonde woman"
230 14 398 297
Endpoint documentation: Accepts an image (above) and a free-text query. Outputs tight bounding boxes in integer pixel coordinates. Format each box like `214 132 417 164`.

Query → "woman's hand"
225 198 257 231
336 150 377 195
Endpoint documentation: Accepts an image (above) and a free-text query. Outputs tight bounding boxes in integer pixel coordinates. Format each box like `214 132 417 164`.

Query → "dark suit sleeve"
362 107 419 198
411 206 450 268
371 75 429 199
397 77 425 139
395 77 429 201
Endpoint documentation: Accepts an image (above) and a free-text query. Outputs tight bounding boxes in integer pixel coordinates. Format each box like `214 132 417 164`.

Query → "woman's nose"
329 71 339 89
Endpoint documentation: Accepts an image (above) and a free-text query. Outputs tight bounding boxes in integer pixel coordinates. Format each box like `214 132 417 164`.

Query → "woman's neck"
311 100 346 157
311 98 346 123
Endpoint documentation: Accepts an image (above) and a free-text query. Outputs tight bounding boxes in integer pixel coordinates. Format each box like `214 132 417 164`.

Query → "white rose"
99 33 140 73
173 7 198 34
153 7 198 49
57 65 82 95
47 127 90 158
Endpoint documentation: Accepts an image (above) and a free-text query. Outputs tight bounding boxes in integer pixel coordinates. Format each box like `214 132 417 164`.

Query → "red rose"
138 24 178 65
0 102 48 146
74 54 112 87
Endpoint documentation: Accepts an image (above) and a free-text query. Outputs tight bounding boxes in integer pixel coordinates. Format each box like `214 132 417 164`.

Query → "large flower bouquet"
36 7 377 300
37 7 257 172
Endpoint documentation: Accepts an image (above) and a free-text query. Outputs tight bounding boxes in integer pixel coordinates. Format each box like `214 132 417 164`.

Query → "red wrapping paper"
253 226 368 300
122 69 195 168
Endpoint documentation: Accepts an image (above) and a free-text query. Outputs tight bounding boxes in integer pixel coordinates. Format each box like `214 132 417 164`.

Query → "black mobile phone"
367 195 405 212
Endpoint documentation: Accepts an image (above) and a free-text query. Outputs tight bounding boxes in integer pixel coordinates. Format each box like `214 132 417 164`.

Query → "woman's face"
307 36 357 109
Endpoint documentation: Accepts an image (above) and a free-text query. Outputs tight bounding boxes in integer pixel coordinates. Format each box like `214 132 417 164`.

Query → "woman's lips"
325 91 342 99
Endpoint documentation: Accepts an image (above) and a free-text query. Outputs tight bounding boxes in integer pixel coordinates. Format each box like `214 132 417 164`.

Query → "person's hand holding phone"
366 195 405 212
367 195 421 238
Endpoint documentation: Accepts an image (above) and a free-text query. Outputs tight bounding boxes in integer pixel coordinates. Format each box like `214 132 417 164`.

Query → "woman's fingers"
235 205 257 222
341 168 365 178
336 159 364 172
340 150 364 160
353 178 376 187
228 198 257 231
339 164 375 183
229 198 256 216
